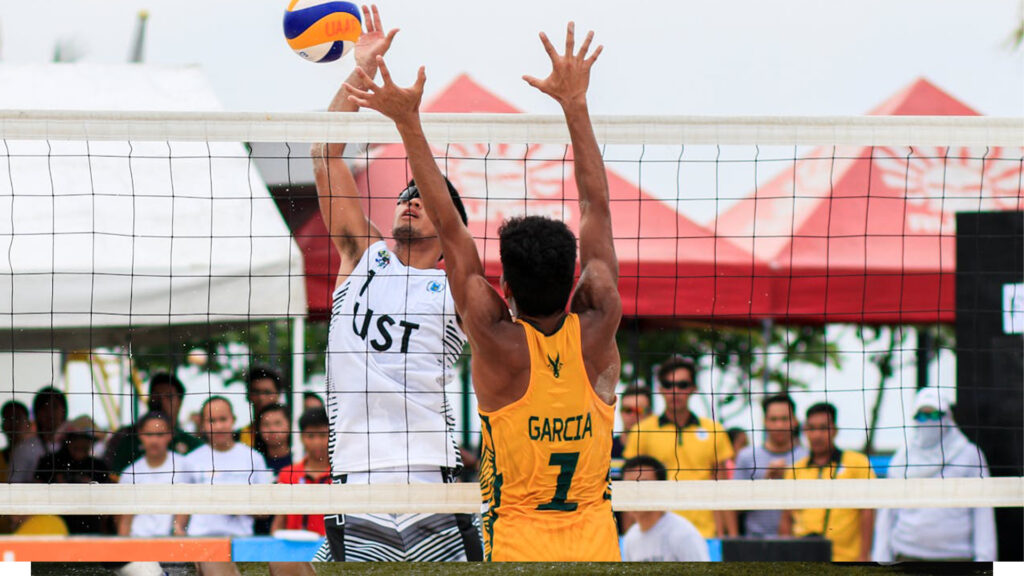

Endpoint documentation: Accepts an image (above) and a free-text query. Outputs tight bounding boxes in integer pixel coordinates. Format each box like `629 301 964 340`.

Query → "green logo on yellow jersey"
547 353 563 378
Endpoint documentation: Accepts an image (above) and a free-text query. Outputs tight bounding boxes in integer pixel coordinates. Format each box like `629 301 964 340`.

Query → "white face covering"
913 421 944 449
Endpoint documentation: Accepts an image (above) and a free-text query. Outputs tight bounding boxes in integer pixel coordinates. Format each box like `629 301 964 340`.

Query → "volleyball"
284 0 362 63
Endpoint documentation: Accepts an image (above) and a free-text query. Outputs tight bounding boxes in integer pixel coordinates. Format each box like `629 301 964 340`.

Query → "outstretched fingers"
565 21 575 56
361 5 373 32
351 65 380 89
375 55 393 85
371 4 383 34
538 31 558 61
577 30 594 60
584 44 603 66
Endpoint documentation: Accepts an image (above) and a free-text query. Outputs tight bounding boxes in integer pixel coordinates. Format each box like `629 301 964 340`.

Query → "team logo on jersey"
375 250 391 269
426 280 445 293
546 353 563 378
696 428 708 441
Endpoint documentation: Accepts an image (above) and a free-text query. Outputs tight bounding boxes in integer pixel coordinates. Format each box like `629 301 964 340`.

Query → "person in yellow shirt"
345 21 621 561
780 402 876 562
622 356 735 539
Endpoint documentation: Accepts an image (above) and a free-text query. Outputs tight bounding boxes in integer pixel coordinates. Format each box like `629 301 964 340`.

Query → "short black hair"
303 392 324 405
620 385 651 399
622 455 668 481
246 366 284 393
149 372 185 396
1 400 28 419
257 402 289 423
498 215 577 316
200 395 234 417
138 411 172 431
727 427 747 445
762 393 796 414
33 386 67 415
806 402 837 423
299 407 329 431
405 177 468 225
657 355 697 385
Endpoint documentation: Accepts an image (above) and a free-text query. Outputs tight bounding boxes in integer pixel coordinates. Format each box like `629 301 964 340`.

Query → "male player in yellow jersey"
346 23 621 561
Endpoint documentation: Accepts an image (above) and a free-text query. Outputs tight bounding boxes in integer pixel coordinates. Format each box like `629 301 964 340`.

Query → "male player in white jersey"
308 4 481 563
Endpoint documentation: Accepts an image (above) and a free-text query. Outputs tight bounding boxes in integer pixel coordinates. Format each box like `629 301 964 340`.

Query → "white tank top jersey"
327 241 466 475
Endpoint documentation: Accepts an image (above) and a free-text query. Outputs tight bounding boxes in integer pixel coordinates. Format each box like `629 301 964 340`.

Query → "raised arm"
345 59 509 331
523 23 619 320
311 5 397 281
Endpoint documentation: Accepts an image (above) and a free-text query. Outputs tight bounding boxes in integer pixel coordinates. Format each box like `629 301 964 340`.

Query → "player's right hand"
354 4 399 76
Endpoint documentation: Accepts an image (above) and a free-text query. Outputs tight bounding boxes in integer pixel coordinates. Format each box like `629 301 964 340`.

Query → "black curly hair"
498 215 577 316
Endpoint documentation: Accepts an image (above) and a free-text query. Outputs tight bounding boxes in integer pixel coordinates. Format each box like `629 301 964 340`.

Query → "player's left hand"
523 21 602 109
346 56 425 125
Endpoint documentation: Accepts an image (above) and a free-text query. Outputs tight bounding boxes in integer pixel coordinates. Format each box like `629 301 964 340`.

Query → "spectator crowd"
0 357 998 563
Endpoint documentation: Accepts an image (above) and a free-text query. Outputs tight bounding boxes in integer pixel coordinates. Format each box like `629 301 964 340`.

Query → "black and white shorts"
312 468 482 562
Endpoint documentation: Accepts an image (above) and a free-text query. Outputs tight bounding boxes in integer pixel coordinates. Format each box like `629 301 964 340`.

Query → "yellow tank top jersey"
478 313 620 562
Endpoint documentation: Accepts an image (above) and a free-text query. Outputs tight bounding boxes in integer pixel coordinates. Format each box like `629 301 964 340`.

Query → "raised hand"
345 56 426 125
353 4 399 75
523 22 603 109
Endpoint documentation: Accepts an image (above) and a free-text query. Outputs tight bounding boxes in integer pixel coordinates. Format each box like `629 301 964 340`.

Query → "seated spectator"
731 394 808 537
271 408 331 536
2 400 45 482
780 402 875 562
32 386 67 454
303 392 324 413
184 396 273 538
872 387 996 562
34 415 113 534
106 372 203 472
238 366 285 451
620 456 710 562
257 403 293 474
117 412 200 537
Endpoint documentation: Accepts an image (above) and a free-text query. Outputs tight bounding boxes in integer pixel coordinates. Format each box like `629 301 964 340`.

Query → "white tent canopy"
0 64 306 348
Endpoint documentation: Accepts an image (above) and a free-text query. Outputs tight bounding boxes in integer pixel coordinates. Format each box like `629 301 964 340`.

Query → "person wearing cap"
622 356 736 539
106 372 203 472
872 387 996 562
33 414 114 534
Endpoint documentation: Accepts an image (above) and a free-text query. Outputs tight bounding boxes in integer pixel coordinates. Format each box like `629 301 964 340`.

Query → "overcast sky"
2 0 1021 116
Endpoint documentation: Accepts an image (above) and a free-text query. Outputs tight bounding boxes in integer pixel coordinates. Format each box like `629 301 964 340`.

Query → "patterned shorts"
312 512 482 562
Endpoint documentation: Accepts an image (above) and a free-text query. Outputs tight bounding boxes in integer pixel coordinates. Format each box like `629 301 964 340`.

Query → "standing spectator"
302 393 324 413
32 386 67 454
780 402 875 561
2 400 45 482
184 396 273 538
731 394 808 537
238 366 284 451
271 408 332 536
34 416 113 534
872 388 996 562
622 356 735 539
117 412 199 537
613 385 651 459
621 456 710 562
106 372 203 472
256 403 293 474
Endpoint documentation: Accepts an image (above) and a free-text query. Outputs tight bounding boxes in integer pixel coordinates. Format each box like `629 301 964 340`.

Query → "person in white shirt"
873 387 997 562
184 396 273 538
621 456 710 562
118 411 200 537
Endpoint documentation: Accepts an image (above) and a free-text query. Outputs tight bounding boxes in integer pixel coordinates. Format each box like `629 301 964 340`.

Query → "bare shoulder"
468 317 532 413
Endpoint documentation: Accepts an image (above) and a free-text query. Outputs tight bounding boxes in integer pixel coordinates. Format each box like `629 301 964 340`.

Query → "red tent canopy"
718 78 1024 324
301 74 770 320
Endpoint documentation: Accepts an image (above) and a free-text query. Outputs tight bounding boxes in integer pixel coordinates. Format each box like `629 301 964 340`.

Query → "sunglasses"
397 186 421 205
660 379 694 391
913 411 945 423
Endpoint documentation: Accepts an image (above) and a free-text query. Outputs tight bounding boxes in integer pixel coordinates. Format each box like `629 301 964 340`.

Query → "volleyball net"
0 111 1021 516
